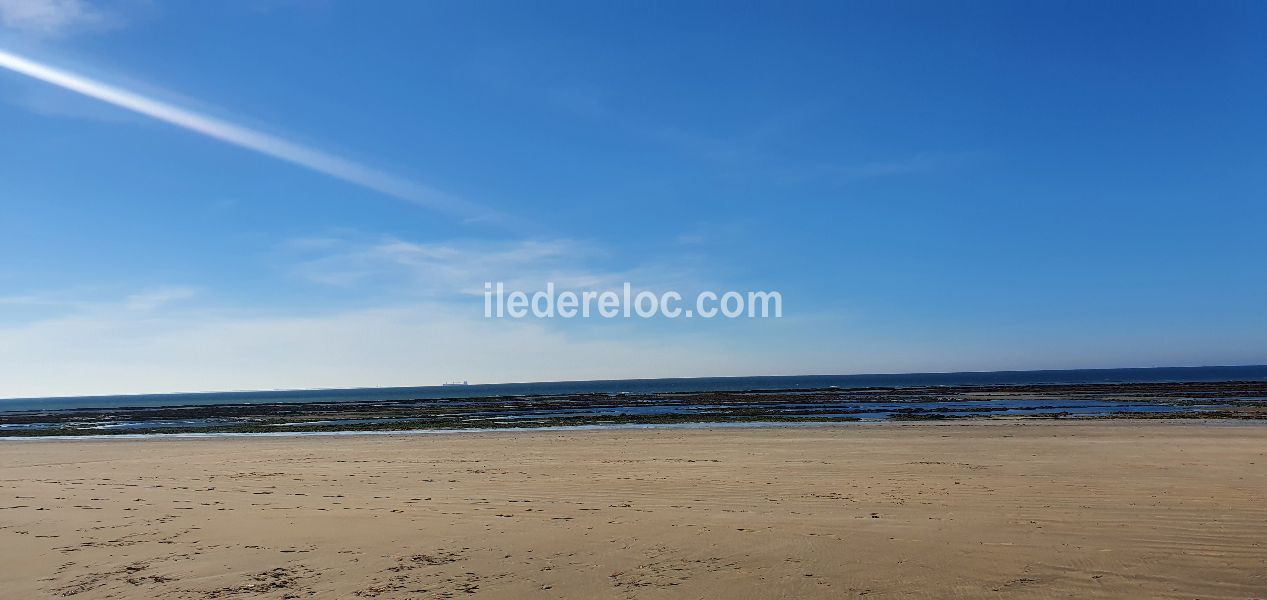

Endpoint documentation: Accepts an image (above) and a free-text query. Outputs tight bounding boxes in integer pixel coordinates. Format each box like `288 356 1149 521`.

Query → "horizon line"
3 363 1265 403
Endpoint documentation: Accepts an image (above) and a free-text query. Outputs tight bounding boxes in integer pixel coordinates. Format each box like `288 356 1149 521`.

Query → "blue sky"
1 1 1265 397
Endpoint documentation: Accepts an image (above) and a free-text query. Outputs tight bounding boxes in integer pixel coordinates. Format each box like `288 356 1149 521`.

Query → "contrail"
0 48 498 222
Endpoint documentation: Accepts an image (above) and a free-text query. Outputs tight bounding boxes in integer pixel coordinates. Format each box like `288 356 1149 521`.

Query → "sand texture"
1 422 1265 599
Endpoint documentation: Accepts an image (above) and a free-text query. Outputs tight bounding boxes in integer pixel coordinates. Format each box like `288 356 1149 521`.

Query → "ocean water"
3 364 1266 412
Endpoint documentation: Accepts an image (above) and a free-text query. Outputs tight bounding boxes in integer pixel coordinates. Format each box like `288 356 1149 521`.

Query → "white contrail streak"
0 48 496 222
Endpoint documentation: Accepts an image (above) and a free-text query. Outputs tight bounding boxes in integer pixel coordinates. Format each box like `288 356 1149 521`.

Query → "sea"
4 365 1266 413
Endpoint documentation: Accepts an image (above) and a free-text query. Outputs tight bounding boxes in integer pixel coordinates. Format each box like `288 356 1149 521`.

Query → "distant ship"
442 380 469 386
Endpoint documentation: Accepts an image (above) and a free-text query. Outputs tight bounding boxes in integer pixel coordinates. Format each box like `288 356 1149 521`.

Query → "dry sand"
1 421 1264 599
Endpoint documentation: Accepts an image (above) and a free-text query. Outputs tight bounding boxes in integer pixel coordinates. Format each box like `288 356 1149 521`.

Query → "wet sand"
1 421 1264 599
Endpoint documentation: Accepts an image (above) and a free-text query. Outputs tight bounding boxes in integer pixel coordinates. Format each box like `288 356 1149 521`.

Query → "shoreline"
6 415 1267 442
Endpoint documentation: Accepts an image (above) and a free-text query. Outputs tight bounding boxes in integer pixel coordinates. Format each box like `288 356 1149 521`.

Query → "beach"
2 421 1264 599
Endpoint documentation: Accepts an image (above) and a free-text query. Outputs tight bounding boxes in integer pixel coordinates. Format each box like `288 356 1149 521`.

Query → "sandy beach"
2 421 1264 599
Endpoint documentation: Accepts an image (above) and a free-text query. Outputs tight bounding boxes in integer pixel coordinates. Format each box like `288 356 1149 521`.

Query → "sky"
1 1 1265 398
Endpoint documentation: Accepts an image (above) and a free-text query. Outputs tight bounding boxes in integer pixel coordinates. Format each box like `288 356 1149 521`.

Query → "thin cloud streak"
0 0 108 35
0 48 501 222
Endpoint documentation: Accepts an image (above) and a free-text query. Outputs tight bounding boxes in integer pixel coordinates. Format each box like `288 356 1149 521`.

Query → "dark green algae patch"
1 413 865 437
3 381 1266 437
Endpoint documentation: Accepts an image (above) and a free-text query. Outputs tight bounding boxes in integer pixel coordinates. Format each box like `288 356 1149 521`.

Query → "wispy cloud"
470 55 809 169
0 0 110 35
284 233 706 299
472 56 976 188
0 290 792 397
124 286 197 311
1 285 196 313
5 80 134 122
0 48 504 223
288 236 587 292
782 152 982 186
